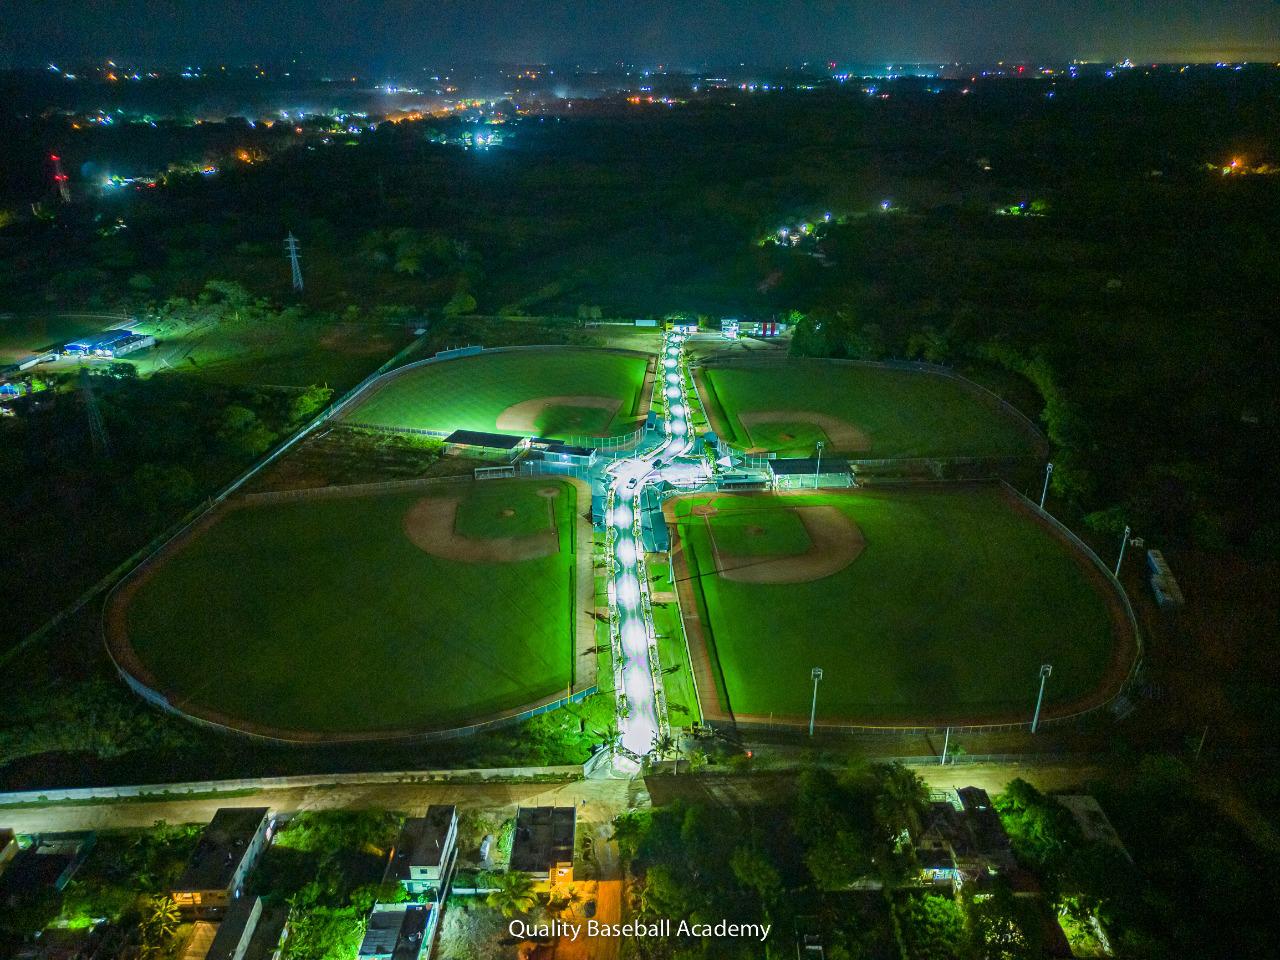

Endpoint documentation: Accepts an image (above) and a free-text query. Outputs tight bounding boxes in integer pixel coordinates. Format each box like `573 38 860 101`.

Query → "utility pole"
1194 725 1209 762
79 367 109 457
1031 663 1052 733
1115 524 1131 578
809 667 823 736
815 440 824 489
285 232 304 292
940 727 950 765
1040 462 1054 509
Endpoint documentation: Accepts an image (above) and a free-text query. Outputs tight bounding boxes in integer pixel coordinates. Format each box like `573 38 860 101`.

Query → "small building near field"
530 438 597 468
442 429 528 459
203 896 263 960
172 808 271 918
1057 795 1132 863
63 329 134 357
386 805 458 898
509 806 576 888
767 458 854 490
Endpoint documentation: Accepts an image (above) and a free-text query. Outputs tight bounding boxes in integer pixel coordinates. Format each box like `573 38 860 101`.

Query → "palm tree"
136 895 181 958
486 871 538 918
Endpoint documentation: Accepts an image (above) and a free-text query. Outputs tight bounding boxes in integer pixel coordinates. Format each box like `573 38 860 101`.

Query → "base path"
737 409 871 453
705 499 865 584
402 494 559 562
496 395 622 435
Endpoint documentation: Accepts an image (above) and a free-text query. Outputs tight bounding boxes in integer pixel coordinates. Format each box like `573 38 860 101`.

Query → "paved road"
0 777 630 834
609 331 701 757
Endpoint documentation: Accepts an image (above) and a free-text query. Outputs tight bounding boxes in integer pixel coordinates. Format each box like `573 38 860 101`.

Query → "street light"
1114 524 1141 578
1031 663 1053 733
1040 462 1053 509
809 667 824 736
815 440 824 489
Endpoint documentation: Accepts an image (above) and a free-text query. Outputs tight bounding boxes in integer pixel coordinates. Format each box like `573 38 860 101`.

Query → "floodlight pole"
815 440 824 489
809 667 824 736
940 726 950 765
1031 663 1053 733
1114 524 1131 578
1040 462 1054 509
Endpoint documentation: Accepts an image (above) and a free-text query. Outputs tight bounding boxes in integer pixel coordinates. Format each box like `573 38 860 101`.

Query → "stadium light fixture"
1031 663 1052 732
815 440 824 488
809 667 824 736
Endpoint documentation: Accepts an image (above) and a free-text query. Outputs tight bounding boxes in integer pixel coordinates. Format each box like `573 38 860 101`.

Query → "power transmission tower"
50 154 71 203
284 232 304 291
79 367 110 457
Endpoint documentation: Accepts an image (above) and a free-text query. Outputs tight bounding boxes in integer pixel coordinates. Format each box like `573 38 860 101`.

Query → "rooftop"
767 457 851 475
390 805 456 879
444 429 525 450
174 808 269 893
509 806 576 874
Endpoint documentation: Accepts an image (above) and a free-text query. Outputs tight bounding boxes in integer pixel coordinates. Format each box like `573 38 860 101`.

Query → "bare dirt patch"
402 496 558 562
495 395 622 435
738 410 871 453
708 500 865 584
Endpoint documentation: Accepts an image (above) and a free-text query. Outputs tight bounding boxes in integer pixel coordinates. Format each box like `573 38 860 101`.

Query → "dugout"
768 457 855 490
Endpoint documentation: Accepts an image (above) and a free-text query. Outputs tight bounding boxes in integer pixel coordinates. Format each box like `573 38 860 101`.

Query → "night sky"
1 0 1278 70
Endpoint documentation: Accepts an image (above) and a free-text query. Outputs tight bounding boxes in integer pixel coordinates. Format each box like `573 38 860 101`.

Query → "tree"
486 871 537 918
729 845 783 908
136 895 181 957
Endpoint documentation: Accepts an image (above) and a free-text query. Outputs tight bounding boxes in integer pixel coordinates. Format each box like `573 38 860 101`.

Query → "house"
767 458 854 490
0 834 94 907
914 788 1015 890
357 904 434 960
509 806 576 888
386 805 458 899
172 808 271 918
442 429 528 459
203 896 264 960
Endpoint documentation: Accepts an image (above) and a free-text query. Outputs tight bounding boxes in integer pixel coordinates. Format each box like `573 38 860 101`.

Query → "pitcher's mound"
403 496 558 563
713 505 865 584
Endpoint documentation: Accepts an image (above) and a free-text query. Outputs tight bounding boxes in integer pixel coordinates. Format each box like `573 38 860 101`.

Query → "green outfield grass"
671 486 1122 722
698 360 1042 459
342 348 652 439
117 479 580 736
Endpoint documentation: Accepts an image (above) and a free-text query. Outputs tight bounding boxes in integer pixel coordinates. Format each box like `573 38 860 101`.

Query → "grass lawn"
0 314 114 362
340 348 651 439
699 360 1042 459
652 602 701 726
670 486 1120 722
127 316 410 390
119 478 580 735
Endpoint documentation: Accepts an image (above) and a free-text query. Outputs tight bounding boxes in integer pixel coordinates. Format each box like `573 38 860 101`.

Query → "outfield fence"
239 474 472 505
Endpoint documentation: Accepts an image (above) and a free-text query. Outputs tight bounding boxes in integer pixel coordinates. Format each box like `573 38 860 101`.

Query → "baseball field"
107 478 588 739
341 348 654 440
695 359 1043 459
666 485 1130 725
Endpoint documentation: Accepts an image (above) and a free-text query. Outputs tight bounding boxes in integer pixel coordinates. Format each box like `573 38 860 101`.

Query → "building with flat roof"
172 808 271 918
358 904 434 960
767 457 854 490
387 805 458 898
509 806 576 888
0 834 94 906
443 429 528 458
